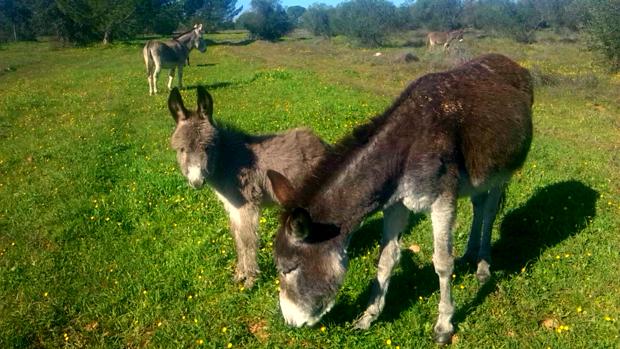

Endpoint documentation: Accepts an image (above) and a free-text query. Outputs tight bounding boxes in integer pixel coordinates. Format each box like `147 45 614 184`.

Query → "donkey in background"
267 53 533 344
143 24 207 95
168 86 327 287
427 29 464 50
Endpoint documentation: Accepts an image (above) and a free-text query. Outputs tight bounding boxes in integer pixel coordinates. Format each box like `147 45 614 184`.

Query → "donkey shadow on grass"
325 180 598 326
182 81 234 91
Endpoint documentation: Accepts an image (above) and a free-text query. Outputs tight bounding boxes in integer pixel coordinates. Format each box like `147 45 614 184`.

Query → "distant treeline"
1 0 618 69
0 0 242 44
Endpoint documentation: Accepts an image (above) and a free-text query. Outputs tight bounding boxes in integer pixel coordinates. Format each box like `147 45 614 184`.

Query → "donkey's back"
396 53 532 189
143 40 187 69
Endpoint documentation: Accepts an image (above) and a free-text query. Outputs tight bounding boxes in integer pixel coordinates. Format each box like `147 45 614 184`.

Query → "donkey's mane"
173 27 198 40
294 79 424 207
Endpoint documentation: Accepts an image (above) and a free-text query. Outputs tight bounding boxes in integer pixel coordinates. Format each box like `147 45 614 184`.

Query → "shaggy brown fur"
269 53 533 343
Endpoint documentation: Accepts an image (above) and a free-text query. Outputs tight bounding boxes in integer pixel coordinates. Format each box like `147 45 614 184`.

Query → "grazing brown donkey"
168 86 327 287
427 29 464 50
267 54 533 344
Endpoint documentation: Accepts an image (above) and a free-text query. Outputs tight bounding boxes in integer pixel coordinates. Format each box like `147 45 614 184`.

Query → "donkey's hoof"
243 275 257 289
433 331 453 345
352 313 374 330
233 270 258 289
476 260 491 284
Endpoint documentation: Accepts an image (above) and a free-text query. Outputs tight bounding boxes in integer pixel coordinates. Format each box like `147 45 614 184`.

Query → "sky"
236 0 408 13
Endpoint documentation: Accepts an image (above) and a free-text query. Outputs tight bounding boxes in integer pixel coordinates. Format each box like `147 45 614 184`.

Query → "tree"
239 0 292 41
301 4 333 37
0 0 35 41
55 0 148 44
332 0 398 46
584 0 620 70
184 0 243 31
408 0 463 31
151 1 184 35
286 5 305 27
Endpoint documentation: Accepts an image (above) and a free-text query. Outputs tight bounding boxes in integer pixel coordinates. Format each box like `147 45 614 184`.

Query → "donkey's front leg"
353 203 409 330
228 204 260 288
431 193 456 345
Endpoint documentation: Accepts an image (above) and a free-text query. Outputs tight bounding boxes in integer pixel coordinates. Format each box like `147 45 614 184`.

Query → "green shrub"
584 0 620 70
332 0 398 46
301 4 334 37
239 0 292 41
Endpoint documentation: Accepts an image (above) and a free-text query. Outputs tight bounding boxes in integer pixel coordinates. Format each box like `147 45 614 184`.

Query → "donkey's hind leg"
228 204 261 288
353 202 409 330
431 193 456 344
152 63 161 94
475 185 504 283
460 192 487 264
460 185 504 283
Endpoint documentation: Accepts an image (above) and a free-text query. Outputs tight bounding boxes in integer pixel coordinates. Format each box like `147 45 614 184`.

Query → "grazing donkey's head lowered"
168 86 216 189
268 54 533 343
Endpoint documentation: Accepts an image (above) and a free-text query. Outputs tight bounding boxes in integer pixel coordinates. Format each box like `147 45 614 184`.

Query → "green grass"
1 31 619 348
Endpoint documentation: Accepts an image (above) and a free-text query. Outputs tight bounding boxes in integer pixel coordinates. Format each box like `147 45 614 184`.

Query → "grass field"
1 30 619 348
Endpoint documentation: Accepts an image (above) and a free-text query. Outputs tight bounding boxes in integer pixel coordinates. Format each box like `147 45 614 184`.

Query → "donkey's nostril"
189 178 204 189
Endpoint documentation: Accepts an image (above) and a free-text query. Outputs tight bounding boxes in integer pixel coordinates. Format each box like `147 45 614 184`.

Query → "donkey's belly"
160 61 183 69
386 170 512 212
386 176 435 213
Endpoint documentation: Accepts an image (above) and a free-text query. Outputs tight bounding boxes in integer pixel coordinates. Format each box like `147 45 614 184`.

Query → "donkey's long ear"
168 87 188 123
196 86 214 125
267 170 297 206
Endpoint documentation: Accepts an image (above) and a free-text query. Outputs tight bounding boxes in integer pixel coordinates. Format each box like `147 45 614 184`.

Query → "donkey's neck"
305 114 404 235
209 127 254 180
175 32 195 51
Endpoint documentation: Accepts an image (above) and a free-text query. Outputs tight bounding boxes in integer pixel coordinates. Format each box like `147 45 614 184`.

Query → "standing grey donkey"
168 86 327 288
267 54 533 344
144 24 207 95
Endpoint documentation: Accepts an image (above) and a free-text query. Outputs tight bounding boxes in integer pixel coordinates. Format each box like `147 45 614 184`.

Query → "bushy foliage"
151 2 184 35
332 0 398 46
300 4 333 37
0 0 36 41
0 0 242 44
583 0 620 70
239 0 292 41
184 0 242 32
408 0 463 31
286 5 306 27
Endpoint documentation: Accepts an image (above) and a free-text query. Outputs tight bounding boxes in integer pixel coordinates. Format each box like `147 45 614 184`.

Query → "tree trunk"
13 23 17 41
103 30 110 45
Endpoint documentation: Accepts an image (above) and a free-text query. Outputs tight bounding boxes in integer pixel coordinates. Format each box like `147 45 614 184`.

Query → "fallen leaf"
249 319 269 342
408 244 421 253
539 317 559 330
84 321 98 331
